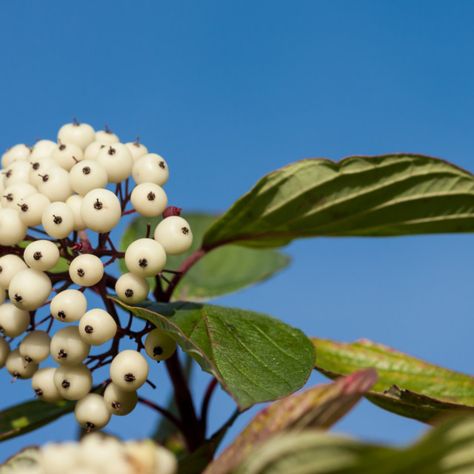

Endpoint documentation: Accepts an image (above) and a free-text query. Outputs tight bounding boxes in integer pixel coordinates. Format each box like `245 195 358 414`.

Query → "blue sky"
0 0 473 461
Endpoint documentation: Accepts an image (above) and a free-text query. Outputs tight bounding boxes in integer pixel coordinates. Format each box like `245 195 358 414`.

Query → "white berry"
125 238 166 277
0 303 30 337
115 272 149 304
96 144 133 183
75 393 111 430
132 153 169 186
58 122 96 150
125 141 148 161
65 195 87 231
154 216 193 255
42 201 75 239
69 254 104 287
6 348 38 379
54 363 92 400
110 350 149 391
18 192 51 227
24 240 60 271
131 183 168 217
144 328 177 361
19 330 51 363
84 141 106 160
95 129 120 144
2 144 30 167
50 289 87 322
37 166 73 201
32 367 62 402
4 160 32 186
103 383 137 416
50 326 90 365
0 254 27 288
2 183 36 209
79 309 117 346
0 208 27 245
29 156 56 187
9 269 52 311
52 142 84 171
81 188 121 233
30 140 56 160
69 160 108 196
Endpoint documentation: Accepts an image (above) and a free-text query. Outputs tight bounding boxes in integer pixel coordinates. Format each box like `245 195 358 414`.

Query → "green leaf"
115 300 315 410
313 338 474 423
203 155 474 249
205 370 377 474
234 415 474 474
0 399 74 442
121 213 290 300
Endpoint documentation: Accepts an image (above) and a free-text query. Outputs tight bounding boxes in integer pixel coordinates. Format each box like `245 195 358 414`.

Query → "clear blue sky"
1 0 473 461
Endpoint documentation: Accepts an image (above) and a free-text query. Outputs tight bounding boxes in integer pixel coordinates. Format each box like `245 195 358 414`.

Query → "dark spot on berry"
18 203 28 212
52 215 62 225
4 193 13 202
93 199 103 210
147 192 155 201
13 294 22 303
111 401 121 410
58 349 68 359
82 166 91 175
153 346 163 356
32 162 40 170
39 174 49 182
57 310 66 320
5 170 12 178
33 251 42 260
34 388 43 397
77 268 85 277
61 379 70 388
84 325 94 334
108 146 116 156
124 289 134 298
85 422 95 431
158 161 166 169
138 258 148 268
181 227 189 235
59 144 66 151
0 266 2 273
12 371 20 378
0 325 4 333
124 373 136 382
24 355 33 363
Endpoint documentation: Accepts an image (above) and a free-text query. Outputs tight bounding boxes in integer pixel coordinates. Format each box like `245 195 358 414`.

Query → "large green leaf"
0 399 74 442
115 300 315 410
203 155 474 249
205 369 377 474
313 338 474 423
121 213 290 300
234 415 474 474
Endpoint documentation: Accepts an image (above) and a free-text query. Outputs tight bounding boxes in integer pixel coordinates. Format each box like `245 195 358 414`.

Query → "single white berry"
1 144 30 167
18 192 51 227
24 240 60 271
58 122 96 150
0 208 27 245
125 141 148 161
131 183 168 217
0 254 27 288
144 328 177 361
69 160 108 196
110 349 149 391
96 144 133 183
50 326 90 365
39 443 80 474
115 272 149 304
54 363 92 400
84 141 106 160
52 142 84 171
0 337 10 367
103 383 138 416
2 183 36 209
9 268 52 310
79 309 117 346
81 188 121 233
0 303 29 337
32 367 62 402
30 140 56 160
19 330 51 363
95 128 120 144
6 349 38 379
75 393 111 430
69 254 104 287
154 216 193 255
65 195 86 231
125 238 166 277
4 160 32 186
37 166 73 201
50 289 87 322
42 201 75 239
132 153 169 186
29 156 57 187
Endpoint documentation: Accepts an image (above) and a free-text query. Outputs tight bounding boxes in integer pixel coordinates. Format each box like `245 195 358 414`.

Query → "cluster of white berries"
0 121 193 431
19 434 176 474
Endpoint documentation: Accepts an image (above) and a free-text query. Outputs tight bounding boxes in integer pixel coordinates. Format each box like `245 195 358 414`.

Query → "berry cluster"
0 121 193 431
